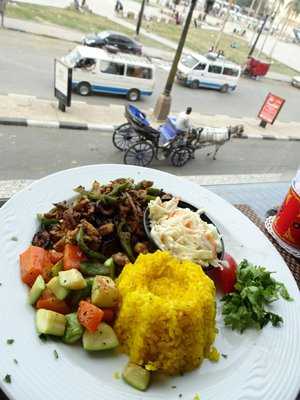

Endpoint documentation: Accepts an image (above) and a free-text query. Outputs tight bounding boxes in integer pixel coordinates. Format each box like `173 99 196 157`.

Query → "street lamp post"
136 0 146 37
153 0 198 121
248 14 269 57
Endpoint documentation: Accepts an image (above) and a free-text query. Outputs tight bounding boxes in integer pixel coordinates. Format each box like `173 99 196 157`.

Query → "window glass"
208 64 222 74
76 58 96 70
223 67 239 76
181 55 198 69
100 61 125 75
194 63 206 71
126 65 152 79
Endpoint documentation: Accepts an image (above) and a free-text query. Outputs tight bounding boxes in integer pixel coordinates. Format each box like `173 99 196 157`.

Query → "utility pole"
136 0 146 37
153 0 198 121
214 0 233 50
248 13 269 57
247 0 256 16
257 1 280 58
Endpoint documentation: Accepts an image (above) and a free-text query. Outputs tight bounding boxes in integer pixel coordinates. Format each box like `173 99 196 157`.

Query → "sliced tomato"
102 308 115 324
77 300 104 332
208 252 238 295
63 244 86 270
49 250 63 264
41 251 54 283
20 246 48 287
36 289 71 314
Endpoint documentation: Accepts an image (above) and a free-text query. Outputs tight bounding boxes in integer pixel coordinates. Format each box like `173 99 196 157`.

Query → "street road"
1 30 299 122
0 125 298 180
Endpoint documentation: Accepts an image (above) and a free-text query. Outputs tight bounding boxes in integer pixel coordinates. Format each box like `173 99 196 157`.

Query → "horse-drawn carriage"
112 105 243 167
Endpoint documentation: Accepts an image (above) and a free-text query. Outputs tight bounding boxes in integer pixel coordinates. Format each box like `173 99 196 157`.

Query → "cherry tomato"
208 253 238 294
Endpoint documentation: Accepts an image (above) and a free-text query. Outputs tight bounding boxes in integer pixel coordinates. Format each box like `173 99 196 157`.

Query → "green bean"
109 181 132 196
37 214 59 227
116 222 135 262
76 227 106 262
79 261 113 278
146 187 162 196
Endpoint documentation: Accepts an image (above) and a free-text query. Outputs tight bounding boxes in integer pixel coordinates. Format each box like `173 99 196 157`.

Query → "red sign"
258 92 285 124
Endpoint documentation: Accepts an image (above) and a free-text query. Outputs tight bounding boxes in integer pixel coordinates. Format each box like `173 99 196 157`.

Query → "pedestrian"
175 107 192 133
0 0 8 28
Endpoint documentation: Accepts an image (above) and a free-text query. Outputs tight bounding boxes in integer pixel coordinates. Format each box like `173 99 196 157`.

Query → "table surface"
1 181 299 400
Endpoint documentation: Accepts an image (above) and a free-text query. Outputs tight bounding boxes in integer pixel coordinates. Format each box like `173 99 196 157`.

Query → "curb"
0 117 114 132
1 117 300 141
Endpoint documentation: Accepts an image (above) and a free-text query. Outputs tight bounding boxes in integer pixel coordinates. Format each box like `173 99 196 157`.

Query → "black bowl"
143 200 224 266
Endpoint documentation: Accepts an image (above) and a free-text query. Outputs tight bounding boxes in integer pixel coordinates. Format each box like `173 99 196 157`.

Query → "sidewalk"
1 94 300 141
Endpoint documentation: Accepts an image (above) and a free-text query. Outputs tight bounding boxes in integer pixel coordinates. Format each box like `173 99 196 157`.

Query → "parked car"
62 46 155 101
291 76 300 88
81 31 142 55
176 53 241 93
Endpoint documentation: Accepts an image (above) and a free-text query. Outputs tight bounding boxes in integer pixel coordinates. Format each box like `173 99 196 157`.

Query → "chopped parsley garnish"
171 385 177 389
53 350 59 359
10 236 18 241
6 339 14 345
39 334 48 342
4 374 11 384
113 372 120 379
13 359 18 365
221 259 293 333
221 353 228 359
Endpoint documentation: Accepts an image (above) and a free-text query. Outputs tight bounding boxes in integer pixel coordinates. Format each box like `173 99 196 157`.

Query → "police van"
62 46 155 101
176 53 241 93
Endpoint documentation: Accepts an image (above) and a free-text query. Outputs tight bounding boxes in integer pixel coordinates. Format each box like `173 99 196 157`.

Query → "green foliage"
221 259 293 333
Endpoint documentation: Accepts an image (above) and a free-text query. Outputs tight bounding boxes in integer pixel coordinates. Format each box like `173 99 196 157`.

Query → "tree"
268 0 300 58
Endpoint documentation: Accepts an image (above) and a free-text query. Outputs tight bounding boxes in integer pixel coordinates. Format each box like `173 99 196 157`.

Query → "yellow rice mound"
114 251 218 375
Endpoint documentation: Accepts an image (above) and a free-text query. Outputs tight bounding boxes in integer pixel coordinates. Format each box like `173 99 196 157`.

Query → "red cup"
272 183 300 249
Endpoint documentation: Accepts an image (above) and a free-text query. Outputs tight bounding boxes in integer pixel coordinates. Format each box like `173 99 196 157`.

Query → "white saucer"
265 216 300 259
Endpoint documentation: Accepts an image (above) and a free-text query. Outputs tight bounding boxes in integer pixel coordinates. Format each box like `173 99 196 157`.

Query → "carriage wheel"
112 123 139 151
124 141 154 167
170 146 191 167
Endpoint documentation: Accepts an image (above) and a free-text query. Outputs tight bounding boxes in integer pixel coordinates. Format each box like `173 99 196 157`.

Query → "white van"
62 46 155 101
176 53 241 93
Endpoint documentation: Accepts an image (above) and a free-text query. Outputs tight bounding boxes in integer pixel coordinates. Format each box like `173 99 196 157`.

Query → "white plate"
0 164 299 400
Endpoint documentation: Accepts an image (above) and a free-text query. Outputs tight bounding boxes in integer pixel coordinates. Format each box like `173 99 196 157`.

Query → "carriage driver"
175 107 192 133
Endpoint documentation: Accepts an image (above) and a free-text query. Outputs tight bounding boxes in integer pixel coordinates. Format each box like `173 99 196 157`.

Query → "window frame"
100 60 125 76
208 64 223 74
125 64 153 80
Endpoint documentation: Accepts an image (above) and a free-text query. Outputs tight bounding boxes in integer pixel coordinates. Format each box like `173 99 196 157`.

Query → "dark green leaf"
221 259 293 333
3 374 11 384
6 339 14 345
53 350 59 359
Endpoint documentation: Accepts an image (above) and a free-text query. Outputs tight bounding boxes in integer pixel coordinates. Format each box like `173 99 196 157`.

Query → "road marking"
0 173 289 199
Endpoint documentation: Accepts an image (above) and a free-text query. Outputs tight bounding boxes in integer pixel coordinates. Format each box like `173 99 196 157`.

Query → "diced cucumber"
103 257 116 279
63 313 84 344
91 276 119 308
28 275 45 305
122 362 151 391
36 309 66 336
47 276 70 300
82 322 119 351
59 269 86 290
51 260 63 277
